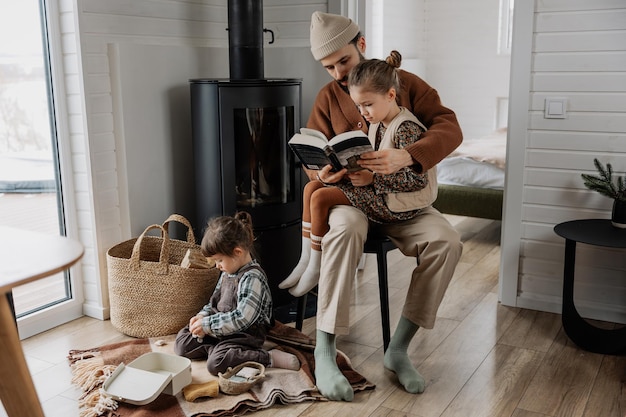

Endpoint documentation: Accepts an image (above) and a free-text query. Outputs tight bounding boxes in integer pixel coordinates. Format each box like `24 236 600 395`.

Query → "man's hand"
347 169 374 186
358 148 414 175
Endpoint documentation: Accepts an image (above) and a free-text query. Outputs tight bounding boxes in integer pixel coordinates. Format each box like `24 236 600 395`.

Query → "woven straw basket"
218 361 266 395
107 214 219 338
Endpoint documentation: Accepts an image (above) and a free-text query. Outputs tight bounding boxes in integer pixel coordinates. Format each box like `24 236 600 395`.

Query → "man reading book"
284 11 464 402
281 51 434 299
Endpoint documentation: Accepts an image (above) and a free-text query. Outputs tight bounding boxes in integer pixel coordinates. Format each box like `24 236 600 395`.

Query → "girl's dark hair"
347 50 402 95
200 211 255 257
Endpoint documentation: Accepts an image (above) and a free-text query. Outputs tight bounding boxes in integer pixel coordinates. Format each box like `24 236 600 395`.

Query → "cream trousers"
316 205 463 335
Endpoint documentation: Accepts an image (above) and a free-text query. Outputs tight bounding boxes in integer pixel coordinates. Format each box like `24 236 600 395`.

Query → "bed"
432 128 506 220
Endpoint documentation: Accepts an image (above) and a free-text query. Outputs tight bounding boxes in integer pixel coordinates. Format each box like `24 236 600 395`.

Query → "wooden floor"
2 215 625 417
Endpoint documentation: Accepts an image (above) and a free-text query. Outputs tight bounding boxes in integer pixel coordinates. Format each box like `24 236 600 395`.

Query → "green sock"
314 330 354 401
383 316 425 394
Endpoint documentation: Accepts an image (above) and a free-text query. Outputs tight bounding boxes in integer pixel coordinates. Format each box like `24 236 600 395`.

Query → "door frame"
498 0 535 306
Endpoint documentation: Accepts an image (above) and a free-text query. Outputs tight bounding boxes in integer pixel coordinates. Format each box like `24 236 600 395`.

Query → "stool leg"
376 249 391 351
295 294 307 331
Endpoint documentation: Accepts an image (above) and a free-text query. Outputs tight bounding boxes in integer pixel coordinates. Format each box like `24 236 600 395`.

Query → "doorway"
365 0 512 141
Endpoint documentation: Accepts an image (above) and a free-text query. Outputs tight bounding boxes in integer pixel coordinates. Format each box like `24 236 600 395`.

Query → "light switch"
545 97 567 119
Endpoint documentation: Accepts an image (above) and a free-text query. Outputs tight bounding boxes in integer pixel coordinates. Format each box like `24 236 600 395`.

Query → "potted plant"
581 158 626 228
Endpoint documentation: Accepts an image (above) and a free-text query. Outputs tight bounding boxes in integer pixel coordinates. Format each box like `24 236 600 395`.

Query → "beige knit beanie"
310 11 360 61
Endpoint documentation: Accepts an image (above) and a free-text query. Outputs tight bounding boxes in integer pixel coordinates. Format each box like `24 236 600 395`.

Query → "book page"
290 144 332 170
288 132 327 148
328 131 373 172
299 128 328 141
288 132 333 170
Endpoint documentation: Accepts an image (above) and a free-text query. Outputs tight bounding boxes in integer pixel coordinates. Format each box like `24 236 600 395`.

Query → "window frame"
15 0 85 339
498 0 515 55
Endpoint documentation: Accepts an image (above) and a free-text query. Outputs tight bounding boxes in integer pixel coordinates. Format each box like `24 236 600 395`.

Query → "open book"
288 128 373 173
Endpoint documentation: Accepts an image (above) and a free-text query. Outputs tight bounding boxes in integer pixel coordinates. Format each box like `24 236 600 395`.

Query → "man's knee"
327 206 368 236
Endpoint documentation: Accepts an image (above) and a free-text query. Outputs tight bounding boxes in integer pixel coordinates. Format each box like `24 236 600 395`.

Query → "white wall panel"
531 93 626 113
533 73 626 92
534 52 626 72
535 31 626 52
535 0 625 12
517 0 626 326
535 9 626 32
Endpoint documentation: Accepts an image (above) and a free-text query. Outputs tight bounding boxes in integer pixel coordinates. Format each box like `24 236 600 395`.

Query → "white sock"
279 232 311 289
289 243 321 297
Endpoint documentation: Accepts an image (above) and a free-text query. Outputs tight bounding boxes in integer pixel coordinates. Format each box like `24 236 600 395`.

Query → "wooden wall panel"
534 52 626 72
535 31 626 52
535 9 626 32
533 73 626 92
518 0 626 326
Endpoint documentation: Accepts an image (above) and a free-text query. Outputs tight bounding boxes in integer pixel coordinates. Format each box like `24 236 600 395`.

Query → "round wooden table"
0 226 84 417
554 219 626 354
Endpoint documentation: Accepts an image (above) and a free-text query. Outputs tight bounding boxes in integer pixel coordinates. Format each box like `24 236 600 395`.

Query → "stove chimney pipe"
227 0 264 80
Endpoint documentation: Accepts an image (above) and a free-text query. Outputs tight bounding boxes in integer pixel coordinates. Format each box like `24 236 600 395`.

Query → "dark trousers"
174 324 270 375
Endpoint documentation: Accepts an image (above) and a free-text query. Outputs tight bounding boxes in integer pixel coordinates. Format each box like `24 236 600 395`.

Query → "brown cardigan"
306 69 463 173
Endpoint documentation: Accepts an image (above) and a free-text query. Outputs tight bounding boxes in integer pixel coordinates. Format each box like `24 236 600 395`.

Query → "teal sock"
314 330 354 401
383 316 425 393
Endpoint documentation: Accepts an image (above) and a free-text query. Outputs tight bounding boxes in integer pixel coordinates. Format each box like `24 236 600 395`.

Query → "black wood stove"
191 0 303 307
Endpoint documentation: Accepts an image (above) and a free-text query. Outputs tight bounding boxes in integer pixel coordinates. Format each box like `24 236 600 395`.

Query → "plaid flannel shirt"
199 261 272 337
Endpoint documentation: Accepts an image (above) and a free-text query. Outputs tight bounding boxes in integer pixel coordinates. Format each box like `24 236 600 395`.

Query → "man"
304 11 463 401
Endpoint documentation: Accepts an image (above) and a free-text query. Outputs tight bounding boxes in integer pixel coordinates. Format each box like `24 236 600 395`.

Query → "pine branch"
582 158 626 202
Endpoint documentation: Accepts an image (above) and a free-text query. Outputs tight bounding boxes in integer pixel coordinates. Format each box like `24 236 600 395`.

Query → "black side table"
554 219 626 354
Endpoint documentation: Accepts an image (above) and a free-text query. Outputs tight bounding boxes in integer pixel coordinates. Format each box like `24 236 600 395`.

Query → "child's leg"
302 180 325 224
289 187 351 297
309 186 351 238
174 325 213 360
279 180 325 289
206 334 268 376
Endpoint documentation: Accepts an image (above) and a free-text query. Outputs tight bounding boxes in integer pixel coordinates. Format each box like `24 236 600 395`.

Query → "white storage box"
103 352 192 405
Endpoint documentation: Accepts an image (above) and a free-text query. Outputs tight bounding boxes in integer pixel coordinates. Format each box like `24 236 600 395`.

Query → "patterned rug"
67 321 375 417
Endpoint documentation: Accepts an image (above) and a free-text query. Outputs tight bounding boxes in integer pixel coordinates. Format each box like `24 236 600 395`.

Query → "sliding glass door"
0 0 71 317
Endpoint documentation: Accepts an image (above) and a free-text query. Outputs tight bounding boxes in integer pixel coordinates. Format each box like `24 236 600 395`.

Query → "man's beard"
336 77 349 93
334 50 366 92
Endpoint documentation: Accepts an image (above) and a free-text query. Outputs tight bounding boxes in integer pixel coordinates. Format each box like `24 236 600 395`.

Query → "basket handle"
162 214 196 244
130 224 170 274
226 361 266 380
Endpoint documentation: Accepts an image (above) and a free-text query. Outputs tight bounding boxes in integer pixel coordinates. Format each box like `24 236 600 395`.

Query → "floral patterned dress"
336 120 428 223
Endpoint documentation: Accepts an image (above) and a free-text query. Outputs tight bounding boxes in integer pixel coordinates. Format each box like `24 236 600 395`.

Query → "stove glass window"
233 106 295 207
